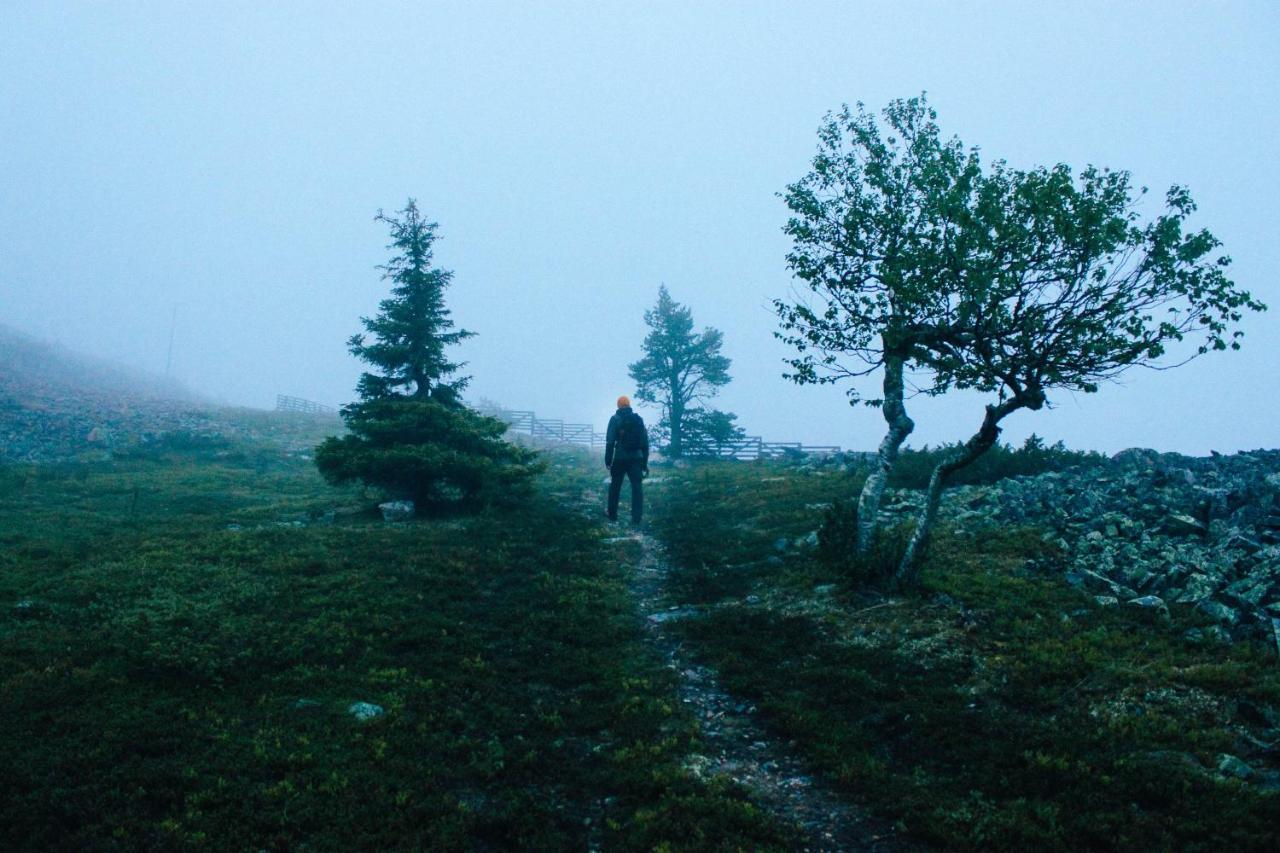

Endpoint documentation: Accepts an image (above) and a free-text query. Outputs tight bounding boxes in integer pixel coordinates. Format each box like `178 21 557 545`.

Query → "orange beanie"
617 395 631 408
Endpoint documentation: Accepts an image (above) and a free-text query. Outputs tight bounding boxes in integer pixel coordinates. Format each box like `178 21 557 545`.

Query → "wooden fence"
476 406 609 449
272 397 844 460
275 394 336 415
686 437 844 460
475 404 841 460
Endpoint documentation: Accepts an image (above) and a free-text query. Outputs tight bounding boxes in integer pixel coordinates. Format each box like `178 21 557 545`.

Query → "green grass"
0 425 791 851
648 459 1280 852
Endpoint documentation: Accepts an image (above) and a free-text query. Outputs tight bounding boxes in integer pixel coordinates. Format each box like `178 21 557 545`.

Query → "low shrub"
889 434 1105 488
815 498 908 585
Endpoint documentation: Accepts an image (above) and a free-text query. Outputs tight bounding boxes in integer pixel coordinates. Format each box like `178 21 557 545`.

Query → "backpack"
615 410 646 453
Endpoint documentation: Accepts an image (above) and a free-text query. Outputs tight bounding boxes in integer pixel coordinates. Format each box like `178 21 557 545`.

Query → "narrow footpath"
614 526 904 852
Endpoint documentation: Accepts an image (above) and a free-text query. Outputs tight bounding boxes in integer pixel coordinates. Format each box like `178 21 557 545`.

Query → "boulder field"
878 448 1280 643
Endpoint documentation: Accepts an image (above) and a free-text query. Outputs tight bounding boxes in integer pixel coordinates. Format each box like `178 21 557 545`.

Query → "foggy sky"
2 1 1277 454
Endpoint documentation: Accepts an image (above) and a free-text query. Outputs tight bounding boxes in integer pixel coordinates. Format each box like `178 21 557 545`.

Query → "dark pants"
608 459 645 522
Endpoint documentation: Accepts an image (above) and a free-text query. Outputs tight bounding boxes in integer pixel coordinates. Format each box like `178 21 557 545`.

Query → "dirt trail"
614 527 903 852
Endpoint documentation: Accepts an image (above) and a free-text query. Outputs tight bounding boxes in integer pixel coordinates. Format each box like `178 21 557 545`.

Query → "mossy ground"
648 459 1280 852
0 419 791 851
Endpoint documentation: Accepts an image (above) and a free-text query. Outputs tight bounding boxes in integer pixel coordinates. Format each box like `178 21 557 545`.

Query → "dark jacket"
605 407 649 467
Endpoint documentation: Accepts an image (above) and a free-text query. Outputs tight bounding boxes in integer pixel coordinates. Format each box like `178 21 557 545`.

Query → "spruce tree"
316 200 540 508
349 200 473 404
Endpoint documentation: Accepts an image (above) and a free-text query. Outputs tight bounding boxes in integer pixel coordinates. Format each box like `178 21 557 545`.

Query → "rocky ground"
875 448 1280 645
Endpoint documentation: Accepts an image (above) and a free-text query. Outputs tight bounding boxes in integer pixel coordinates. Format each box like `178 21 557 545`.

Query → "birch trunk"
894 395 1032 587
855 352 914 554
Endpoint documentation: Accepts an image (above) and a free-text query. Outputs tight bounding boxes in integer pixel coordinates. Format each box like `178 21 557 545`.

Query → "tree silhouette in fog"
629 286 733 458
777 95 987 557
777 96 1265 584
348 200 474 404
892 164 1266 584
316 201 539 508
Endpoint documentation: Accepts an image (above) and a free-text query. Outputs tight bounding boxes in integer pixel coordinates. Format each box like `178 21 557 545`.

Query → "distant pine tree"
628 286 733 457
316 200 540 508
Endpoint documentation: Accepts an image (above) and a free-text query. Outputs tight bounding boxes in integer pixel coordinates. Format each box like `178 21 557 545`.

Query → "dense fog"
3 2 1277 452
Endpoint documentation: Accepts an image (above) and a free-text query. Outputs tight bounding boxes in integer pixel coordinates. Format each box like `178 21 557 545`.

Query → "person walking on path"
605 395 649 523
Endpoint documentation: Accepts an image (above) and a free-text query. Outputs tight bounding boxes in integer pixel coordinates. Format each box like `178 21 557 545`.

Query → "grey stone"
648 607 699 624
13 599 45 619
1164 514 1207 537
378 500 415 522
1205 625 1233 644
1224 579 1270 607
924 449 1280 639
1112 447 1160 466
1079 568 1124 596
347 701 384 722
773 537 790 553
1174 573 1220 604
1126 596 1170 620
1216 753 1253 779
1094 595 1119 607
1196 599 1239 626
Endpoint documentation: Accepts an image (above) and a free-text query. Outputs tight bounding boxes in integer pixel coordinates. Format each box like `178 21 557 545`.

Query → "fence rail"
476 404 841 460
272 397 842 460
683 436 845 461
275 395 336 415
477 406 609 449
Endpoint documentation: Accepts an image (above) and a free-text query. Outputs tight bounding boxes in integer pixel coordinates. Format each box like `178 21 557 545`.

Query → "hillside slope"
0 324 194 404
0 324 326 463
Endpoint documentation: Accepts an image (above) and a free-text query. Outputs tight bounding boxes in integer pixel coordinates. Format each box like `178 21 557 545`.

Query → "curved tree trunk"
855 352 914 555
668 399 684 458
893 395 1034 587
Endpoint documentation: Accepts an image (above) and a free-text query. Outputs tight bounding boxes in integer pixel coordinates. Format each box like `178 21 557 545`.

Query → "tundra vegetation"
2 331 1278 850
647 455 1280 851
0 418 793 850
775 96 1265 581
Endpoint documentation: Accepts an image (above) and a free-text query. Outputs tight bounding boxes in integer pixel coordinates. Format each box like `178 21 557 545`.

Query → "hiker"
605 395 649 523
